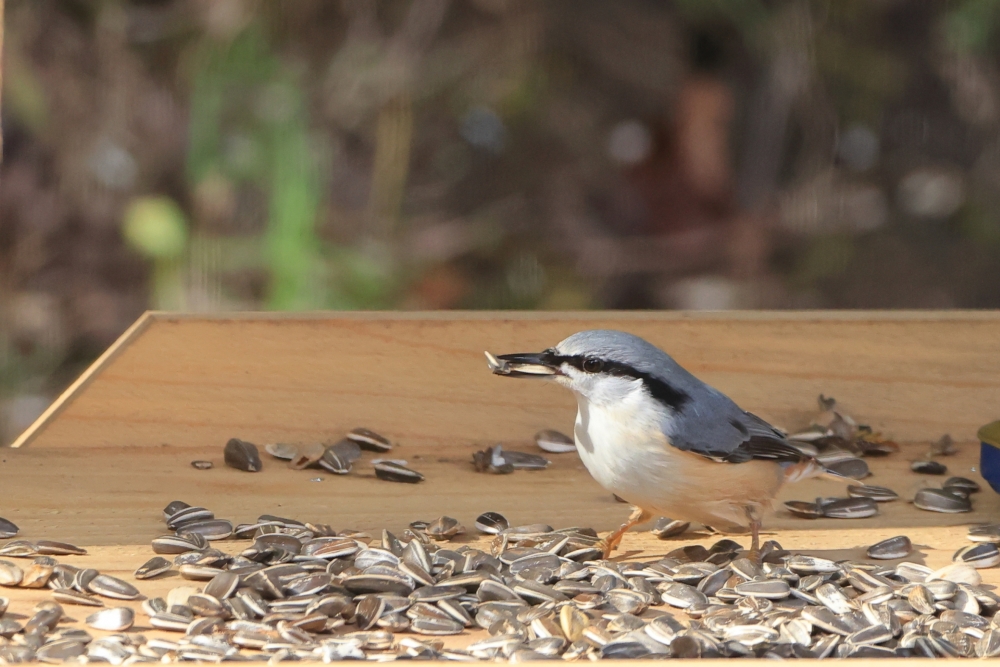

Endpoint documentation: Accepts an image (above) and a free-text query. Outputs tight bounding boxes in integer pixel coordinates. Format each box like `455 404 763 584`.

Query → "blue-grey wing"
666 387 807 464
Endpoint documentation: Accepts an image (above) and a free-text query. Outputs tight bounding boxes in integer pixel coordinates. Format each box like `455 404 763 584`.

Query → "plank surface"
0 441 993 547
12 311 1000 449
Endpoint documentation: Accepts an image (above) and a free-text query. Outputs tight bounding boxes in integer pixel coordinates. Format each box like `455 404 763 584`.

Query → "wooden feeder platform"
3 310 1000 664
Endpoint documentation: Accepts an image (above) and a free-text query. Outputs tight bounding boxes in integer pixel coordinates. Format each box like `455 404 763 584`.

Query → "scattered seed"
535 429 576 454
847 485 898 502
52 589 103 607
944 476 980 493
289 443 326 470
134 556 172 580
0 518 18 539
954 543 1000 569
914 488 972 513
426 516 465 541
87 574 141 600
866 536 912 560
824 457 870 479
35 540 87 556
190 460 213 470
347 428 393 452
929 434 957 457
501 450 550 470
473 512 510 535
374 461 424 483
968 524 1000 543
86 607 134 632
264 443 298 460
784 500 823 519
821 497 878 519
651 517 690 538
223 438 262 472
911 460 947 475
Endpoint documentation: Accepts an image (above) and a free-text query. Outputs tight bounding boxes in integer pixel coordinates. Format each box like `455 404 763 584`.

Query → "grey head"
486 329 698 410
487 329 809 464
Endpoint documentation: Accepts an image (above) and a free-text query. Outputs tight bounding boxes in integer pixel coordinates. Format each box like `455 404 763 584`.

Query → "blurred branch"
369 94 414 241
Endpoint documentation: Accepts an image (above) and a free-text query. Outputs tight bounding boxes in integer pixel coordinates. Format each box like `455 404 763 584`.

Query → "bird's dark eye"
582 357 604 373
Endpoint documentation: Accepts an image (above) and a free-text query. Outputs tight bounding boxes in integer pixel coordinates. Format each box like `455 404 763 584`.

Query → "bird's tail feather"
783 458 857 485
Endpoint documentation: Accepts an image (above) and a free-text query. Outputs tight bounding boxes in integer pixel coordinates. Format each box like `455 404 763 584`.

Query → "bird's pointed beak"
485 350 560 378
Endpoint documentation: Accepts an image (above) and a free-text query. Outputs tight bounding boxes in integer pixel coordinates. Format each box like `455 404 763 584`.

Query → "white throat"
570 380 676 494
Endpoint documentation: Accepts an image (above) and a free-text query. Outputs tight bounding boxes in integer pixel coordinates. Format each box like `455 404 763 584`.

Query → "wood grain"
12 311 1000 450
0 441 993 547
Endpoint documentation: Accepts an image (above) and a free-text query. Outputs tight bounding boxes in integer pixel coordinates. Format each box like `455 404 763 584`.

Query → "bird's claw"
596 536 621 559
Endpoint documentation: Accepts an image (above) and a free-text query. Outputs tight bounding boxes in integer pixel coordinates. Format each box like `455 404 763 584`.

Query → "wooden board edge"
144 309 1000 323
9 312 157 449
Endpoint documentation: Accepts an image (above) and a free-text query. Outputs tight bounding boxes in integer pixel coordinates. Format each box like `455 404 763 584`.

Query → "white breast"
572 384 679 502
571 384 785 529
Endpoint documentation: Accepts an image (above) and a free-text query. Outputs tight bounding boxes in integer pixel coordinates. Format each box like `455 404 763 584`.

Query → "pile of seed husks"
2 505 1000 663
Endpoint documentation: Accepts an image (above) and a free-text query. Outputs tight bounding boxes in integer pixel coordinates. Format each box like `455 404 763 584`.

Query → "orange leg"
597 506 652 558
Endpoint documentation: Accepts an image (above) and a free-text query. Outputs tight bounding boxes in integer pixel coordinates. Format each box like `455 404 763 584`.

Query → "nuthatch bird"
486 329 841 559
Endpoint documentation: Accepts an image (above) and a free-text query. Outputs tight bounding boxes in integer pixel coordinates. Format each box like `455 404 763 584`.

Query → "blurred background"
3 0 1000 444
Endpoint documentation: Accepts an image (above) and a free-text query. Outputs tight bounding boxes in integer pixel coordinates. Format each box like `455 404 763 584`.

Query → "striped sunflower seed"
914 488 971 513
847 485 898 502
264 443 298 460
223 438 262 472
651 517 690 538
866 535 912 560
535 429 575 453
953 543 1000 569
968 524 1000 543
346 428 393 452
134 556 172 580
373 461 424 483
911 460 947 475
0 518 18 539
86 607 134 632
820 497 878 519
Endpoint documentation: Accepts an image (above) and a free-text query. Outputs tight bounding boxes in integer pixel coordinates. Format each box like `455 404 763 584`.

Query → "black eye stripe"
544 353 691 410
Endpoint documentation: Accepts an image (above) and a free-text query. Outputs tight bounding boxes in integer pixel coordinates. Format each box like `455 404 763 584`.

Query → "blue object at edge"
981 441 1000 494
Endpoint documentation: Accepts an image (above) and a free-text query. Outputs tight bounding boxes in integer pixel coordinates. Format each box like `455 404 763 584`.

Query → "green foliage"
187 24 326 310
123 196 188 259
944 0 1000 54
789 235 856 288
